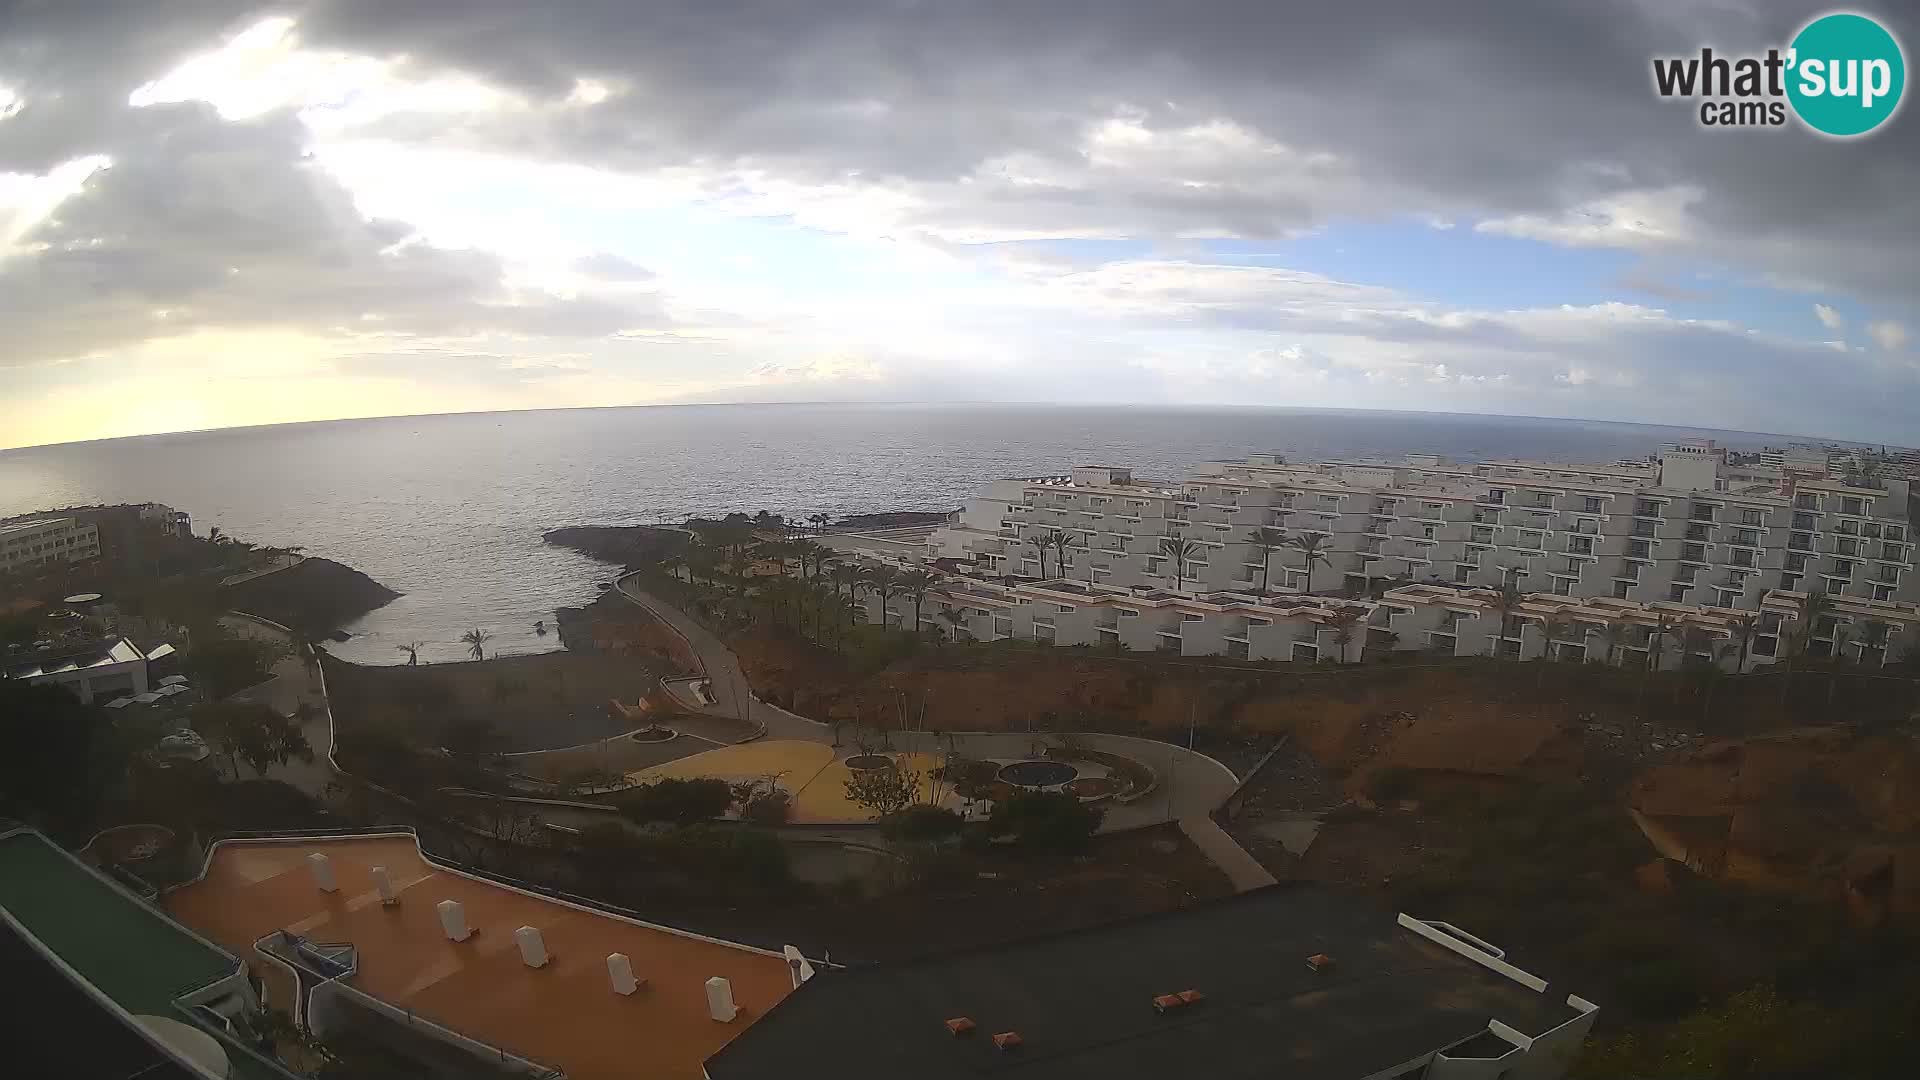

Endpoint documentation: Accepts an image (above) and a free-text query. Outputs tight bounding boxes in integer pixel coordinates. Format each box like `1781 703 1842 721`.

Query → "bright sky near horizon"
2 2 1917 450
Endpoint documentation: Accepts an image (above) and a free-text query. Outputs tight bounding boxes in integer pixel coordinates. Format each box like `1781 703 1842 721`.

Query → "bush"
990 791 1103 854
883 804 963 843
743 788 792 825
616 777 740 825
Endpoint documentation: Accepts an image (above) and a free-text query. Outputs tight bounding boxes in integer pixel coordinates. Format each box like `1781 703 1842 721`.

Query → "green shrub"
883 804 963 842
990 791 1102 853
616 777 740 825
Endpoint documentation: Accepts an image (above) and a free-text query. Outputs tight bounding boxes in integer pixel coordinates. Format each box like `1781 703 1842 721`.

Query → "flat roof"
0 917 200 1080
2 636 146 680
706 884 1580 1080
166 834 798 1080
0 830 239 1020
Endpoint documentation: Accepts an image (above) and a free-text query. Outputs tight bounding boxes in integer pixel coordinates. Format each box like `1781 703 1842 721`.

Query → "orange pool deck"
166 835 795 1080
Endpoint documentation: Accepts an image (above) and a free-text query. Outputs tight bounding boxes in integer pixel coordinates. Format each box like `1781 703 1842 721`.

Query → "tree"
188 634 287 697
844 763 922 818
1050 530 1083 579
1489 580 1527 652
194 701 314 780
1028 531 1066 579
1726 613 1760 674
1858 619 1892 666
1326 609 1361 664
617 777 740 825
459 627 491 662
990 790 1103 853
1288 531 1333 593
1243 526 1289 594
846 569 873 627
866 565 902 629
899 569 938 634
1159 535 1201 591
938 606 970 643
395 641 423 666
0 681 123 838
808 512 831 533
1601 621 1630 668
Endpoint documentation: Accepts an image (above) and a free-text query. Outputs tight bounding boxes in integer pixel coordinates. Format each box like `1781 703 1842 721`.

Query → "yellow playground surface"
628 740 947 824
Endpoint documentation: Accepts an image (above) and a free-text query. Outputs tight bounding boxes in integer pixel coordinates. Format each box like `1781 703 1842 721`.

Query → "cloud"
1814 303 1845 330
1869 320 1911 352
2 0 1918 449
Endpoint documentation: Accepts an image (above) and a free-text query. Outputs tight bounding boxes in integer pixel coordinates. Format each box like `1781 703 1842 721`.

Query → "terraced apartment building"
928 444 1918 613
900 443 1920 668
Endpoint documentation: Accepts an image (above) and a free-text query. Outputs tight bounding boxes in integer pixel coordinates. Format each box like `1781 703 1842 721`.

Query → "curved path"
613 573 1243 833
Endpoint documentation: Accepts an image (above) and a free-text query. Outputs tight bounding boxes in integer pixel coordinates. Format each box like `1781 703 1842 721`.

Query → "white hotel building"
0 516 101 575
872 443 1920 670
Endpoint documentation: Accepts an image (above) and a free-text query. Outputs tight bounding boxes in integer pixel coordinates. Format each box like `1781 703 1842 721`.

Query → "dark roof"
0 917 198 1080
705 885 1580 1080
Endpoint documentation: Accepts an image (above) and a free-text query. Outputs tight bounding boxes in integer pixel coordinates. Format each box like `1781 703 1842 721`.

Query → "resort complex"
891 444 1920 668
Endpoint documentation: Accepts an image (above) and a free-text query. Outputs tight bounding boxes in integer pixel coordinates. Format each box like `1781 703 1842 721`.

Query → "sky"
2 1 1917 450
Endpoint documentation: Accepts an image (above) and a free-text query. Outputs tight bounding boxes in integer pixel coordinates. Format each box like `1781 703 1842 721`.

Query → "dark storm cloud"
285 0 1919 301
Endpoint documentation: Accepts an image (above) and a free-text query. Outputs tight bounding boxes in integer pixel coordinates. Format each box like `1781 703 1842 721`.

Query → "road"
613 577 828 742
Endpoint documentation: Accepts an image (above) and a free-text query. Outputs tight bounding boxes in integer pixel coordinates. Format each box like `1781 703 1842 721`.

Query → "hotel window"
1553 578 1574 596
1740 508 1765 526
1628 540 1652 560
1669 585 1690 602
1454 564 1472 584
1874 585 1896 601
1718 589 1740 606
1613 581 1631 599
1841 497 1867 516
1583 496 1605 513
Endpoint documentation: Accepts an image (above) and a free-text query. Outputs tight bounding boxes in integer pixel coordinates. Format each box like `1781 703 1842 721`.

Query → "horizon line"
0 397 1900 455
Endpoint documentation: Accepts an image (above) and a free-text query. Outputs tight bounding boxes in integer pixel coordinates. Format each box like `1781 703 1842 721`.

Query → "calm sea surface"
0 403 1816 664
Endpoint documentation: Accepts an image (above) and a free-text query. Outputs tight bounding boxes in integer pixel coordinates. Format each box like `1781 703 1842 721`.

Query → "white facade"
0 516 101 574
1 636 170 703
927 447 1920 615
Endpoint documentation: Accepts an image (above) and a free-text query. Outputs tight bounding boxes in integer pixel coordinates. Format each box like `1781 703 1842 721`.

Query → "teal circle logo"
1787 13 1906 137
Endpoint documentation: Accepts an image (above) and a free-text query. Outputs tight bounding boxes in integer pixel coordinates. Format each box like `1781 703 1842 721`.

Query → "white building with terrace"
927 446 1919 614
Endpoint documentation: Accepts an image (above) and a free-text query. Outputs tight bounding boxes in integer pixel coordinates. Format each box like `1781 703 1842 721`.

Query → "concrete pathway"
1178 814 1278 892
612 573 1242 831
614 577 827 741
217 614 338 798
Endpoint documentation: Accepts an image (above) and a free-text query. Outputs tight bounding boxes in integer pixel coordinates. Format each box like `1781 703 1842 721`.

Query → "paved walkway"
614 577 827 741
217 614 337 797
1178 815 1278 892
612 573 1242 832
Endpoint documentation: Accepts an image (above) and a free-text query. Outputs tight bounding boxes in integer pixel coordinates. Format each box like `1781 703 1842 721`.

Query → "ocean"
0 402 1817 664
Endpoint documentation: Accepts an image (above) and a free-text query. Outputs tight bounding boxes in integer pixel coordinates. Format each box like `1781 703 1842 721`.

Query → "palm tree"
1726 613 1760 674
808 513 831 534
1538 616 1575 684
1158 536 1201 591
829 563 859 613
846 570 873 628
1600 621 1629 668
1288 532 1333 593
1488 581 1526 656
460 628 491 662
1827 624 1854 711
1025 536 1052 579
1326 609 1361 664
395 641 423 666
1243 526 1289 594
1857 619 1891 667
867 565 902 628
899 569 937 634
1052 530 1084 580
938 607 970 643
1644 614 1676 673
